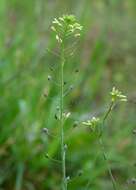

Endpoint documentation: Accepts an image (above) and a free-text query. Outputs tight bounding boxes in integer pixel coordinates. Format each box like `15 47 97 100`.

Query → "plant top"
51 15 83 43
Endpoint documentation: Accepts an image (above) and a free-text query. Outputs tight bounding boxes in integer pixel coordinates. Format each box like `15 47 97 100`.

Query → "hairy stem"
60 41 67 190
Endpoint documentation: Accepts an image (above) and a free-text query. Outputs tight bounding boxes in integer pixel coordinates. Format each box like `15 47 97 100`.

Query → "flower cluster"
82 117 100 131
110 87 127 102
51 15 83 43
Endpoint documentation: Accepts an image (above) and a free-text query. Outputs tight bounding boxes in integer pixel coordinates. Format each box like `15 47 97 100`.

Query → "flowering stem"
51 15 82 190
60 41 67 190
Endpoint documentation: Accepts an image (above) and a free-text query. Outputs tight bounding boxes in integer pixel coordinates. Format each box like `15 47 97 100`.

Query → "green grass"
0 0 136 190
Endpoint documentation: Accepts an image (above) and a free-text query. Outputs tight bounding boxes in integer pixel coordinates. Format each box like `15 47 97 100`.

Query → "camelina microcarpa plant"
51 15 82 190
47 15 127 190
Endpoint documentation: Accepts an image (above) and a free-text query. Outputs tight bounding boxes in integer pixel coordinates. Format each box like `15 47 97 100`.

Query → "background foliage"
0 0 136 190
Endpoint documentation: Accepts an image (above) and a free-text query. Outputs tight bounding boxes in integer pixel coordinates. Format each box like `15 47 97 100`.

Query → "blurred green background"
0 0 136 190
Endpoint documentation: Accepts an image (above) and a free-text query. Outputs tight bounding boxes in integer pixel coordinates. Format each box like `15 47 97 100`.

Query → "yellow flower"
110 87 127 102
51 15 83 43
82 117 100 131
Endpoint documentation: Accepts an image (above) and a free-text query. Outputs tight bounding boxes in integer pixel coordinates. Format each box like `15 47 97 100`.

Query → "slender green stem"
60 41 67 190
99 101 118 190
103 101 114 124
98 137 117 190
51 15 82 190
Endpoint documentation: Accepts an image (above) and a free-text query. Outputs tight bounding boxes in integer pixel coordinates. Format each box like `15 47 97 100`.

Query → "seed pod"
78 170 83 176
56 106 60 110
127 178 136 185
64 144 68 151
43 89 49 98
132 129 136 134
131 178 136 184
73 121 78 128
63 112 71 119
70 85 74 90
45 154 49 158
43 93 48 98
66 176 70 181
55 113 59 120
48 75 52 81
42 128 49 134
75 69 79 73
